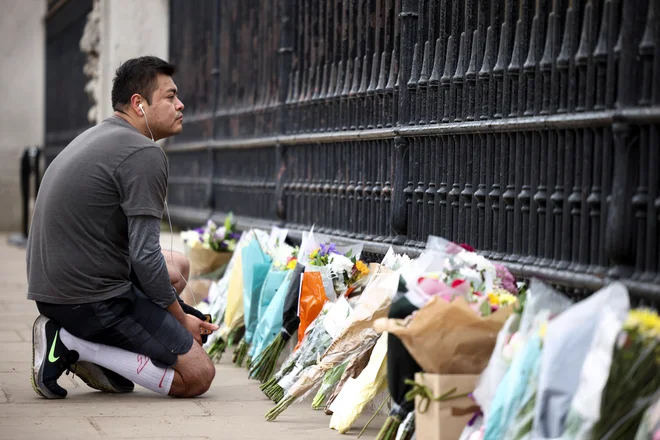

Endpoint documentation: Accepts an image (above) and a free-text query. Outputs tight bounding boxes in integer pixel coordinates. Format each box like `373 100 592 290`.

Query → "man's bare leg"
168 341 216 397
162 249 190 294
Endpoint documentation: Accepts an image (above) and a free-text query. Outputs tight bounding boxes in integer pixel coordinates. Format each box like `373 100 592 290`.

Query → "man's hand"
183 314 219 345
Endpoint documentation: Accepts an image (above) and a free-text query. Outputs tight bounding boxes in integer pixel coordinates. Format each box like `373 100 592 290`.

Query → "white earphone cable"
165 200 198 306
142 104 198 307
142 108 155 142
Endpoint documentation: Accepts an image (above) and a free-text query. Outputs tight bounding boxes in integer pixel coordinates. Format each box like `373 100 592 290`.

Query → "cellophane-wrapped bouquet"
466 281 637 440
262 301 337 403
249 230 365 383
233 234 297 367
204 230 258 361
564 307 660 440
373 236 521 440
264 265 399 421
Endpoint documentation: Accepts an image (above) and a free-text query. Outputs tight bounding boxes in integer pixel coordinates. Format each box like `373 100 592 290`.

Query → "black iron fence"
166 0 660 305
44 0 94 165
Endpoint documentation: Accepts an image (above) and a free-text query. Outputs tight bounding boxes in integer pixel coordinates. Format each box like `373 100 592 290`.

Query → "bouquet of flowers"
530 282 630 439
464 279 569 440
181 214 240 253
202 232 252 355
206 229 270 360
325 337 379 414
373 238 519 440
263 302 336 404
248 261 305 382
588 308 660 439
311 361 349 410
234 231 295 367
328 332 389 433
326 251 371 298
249 232 363 381
232 235 272 367
246 257 296 366
179 214 242 305
403 236 518 315
265 266 399 421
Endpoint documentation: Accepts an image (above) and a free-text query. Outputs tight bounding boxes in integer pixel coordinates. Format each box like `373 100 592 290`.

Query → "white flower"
272 243 295 267
180 230 200 244
329 254 354 276
456 251 488 270
459 267 483 283
456 251 497 279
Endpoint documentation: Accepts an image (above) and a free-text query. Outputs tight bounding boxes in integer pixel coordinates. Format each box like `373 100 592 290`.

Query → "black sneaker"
73 361 134 393
31 315 79 399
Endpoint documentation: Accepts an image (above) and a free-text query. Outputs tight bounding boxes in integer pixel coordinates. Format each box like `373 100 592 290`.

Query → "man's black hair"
111 56 176 111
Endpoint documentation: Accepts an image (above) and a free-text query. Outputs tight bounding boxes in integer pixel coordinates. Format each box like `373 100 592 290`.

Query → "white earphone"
138 103 155 142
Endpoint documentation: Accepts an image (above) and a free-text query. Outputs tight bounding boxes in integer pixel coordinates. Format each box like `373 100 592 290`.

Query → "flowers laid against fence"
187 218 660 440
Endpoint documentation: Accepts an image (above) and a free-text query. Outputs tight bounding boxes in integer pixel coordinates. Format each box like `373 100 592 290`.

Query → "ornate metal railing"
166 0 660 305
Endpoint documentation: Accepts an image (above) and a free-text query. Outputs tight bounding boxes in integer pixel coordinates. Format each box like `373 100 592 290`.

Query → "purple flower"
319 242 338 257
229 232 242 240
495 263 518 294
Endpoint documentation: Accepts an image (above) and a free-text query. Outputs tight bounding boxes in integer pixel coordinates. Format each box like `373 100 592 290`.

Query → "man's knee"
170 345 215 398
177 362 214 398
163 250 190 293
192 361 215 396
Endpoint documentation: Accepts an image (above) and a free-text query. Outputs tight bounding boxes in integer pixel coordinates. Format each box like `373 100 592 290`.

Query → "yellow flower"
625 308 660 338
539 322 548 339
355 260 369 275
310 248 320 259
487 293 499 306
286 258 298 270
496 291 518 307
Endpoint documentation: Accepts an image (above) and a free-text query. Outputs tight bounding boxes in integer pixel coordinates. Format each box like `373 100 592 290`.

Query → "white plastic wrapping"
562 307 626 440
328 332 389 433
532 282 630 439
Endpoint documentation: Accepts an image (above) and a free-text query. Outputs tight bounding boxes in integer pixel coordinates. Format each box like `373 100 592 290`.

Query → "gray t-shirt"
27 115 174 306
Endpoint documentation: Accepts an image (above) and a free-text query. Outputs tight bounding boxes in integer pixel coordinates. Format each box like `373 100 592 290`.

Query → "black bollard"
8 146 41 248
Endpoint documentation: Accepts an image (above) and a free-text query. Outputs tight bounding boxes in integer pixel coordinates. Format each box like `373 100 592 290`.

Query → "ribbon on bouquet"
403 377 477 415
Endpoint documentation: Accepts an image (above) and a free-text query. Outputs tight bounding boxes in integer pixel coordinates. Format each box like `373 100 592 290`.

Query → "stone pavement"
0 233 385 440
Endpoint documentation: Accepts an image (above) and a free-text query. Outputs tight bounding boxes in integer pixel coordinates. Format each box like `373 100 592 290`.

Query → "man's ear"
130 94 144 116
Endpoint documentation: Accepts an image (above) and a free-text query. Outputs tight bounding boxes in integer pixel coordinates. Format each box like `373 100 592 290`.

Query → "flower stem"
265 396 295 421
358 395 390 438
374 415 401 440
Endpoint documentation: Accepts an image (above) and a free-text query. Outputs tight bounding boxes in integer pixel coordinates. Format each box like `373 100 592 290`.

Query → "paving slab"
0 233 387 439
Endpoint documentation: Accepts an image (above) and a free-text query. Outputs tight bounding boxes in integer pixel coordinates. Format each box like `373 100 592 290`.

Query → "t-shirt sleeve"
114 147 168 218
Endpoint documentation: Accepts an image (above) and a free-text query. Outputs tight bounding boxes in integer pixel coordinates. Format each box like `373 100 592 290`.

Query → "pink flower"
494 263 518 294
418 277 470 302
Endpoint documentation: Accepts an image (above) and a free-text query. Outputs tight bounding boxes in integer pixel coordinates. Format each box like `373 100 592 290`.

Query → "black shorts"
36 285 193 368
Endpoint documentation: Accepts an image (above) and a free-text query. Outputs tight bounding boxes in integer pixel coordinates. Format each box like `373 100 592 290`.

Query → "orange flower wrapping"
374 296 513 374
295 271 327 351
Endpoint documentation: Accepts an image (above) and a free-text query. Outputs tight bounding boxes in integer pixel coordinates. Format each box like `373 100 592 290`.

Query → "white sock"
59 329 175 396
